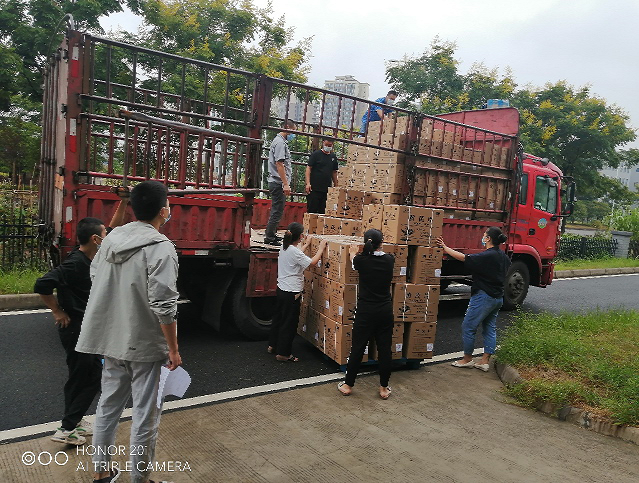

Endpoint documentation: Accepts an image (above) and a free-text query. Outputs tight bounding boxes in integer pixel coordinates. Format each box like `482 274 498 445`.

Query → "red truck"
39 30 574 339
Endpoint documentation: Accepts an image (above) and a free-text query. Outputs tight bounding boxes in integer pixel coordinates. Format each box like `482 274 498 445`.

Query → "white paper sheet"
157 366 191 408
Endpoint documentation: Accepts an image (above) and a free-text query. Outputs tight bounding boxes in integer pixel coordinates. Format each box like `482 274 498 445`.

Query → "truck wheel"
230 275 276 340
503 261 530 310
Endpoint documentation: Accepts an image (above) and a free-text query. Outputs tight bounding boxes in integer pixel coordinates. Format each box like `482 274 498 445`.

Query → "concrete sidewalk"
1 363 637 482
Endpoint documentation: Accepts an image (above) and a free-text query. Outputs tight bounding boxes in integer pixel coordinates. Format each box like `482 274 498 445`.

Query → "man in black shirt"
34 193 129 446
305 139 339 214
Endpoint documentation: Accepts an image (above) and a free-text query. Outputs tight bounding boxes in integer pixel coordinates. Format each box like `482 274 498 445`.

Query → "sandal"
276 355 299 362
379 386 392 400
337 381 351 396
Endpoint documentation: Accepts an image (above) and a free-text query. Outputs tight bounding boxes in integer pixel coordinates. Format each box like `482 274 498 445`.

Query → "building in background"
271 96 319 126
322 76 370 130
600 163 639 193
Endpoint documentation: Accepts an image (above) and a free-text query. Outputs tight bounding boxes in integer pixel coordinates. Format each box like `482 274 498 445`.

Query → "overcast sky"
101 0 639 149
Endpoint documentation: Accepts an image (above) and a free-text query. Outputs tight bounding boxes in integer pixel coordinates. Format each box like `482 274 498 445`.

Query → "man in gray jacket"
76 180 181 483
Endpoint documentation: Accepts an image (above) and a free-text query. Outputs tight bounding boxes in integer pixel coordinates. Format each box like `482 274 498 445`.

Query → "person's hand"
112 186 130 200
436 236 446 249
349 244 360 257
283 184 292 196
167 350 182 371
52 308 71 328
319 239 328 249
305 183 312 194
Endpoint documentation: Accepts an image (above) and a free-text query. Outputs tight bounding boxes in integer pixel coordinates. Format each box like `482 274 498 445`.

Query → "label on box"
469 190 475 197
427 343 434 351
438 186 443 192
302 325 306 331
435 268 441 277
333 204 338 210
325 300 330 309
314 332 319 340
400 267 407 275
396 343 403 351
338 306 343 315
364 346 369 355
452 189 457 195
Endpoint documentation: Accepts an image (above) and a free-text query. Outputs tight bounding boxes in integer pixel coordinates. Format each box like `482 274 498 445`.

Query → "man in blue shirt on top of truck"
360 90 398 133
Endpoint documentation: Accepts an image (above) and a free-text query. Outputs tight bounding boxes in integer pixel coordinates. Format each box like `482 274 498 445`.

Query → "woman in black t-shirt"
437 226 511 372
338 229 395 399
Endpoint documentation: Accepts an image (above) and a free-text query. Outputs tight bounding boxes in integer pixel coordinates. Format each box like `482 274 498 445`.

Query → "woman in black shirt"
437 226 511 372
338 229 395 399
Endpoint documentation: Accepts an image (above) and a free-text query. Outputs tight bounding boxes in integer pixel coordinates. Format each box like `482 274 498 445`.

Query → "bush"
607 208 639 241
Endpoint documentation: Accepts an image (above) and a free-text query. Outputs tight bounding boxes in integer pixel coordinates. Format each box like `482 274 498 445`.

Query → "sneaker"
51 427 86 446
76 418 93 436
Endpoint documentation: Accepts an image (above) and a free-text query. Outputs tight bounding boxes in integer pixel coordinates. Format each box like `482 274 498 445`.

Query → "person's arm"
349 243 360 263
39 294 71 328
437 236 466 262
332 170 338 188
308 239 327 268
305 165 312 194
160 321 182 370
276 161 291 196
34 263 72 327
109 187 130 229
300 235 313 253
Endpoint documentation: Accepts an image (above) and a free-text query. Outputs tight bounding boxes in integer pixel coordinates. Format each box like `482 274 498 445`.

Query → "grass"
0 268 43 295
555 258 639 271
496 310 639 426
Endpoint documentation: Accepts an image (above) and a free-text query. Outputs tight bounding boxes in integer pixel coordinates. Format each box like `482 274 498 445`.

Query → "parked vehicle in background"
39 30 574 339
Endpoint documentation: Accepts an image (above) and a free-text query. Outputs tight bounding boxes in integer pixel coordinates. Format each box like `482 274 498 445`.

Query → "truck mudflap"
247 250 279 297
540 262 554 286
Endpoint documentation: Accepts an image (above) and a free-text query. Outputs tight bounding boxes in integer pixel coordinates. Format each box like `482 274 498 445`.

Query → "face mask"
386 98 395 106
481 236 487 247
286 133 296 142
162 207 171 226
322 145 333 153
95 235 103 249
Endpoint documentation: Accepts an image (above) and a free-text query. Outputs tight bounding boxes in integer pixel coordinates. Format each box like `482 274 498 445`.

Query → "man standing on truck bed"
360 90 398 134
305 138 339 214
265 119 298 246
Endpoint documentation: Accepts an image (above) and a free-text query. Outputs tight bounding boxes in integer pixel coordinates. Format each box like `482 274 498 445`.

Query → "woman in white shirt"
268 222 327 362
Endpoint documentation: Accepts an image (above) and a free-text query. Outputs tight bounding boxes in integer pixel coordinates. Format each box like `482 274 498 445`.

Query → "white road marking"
554 273 639 281
0 300 192 317
0 349 483 442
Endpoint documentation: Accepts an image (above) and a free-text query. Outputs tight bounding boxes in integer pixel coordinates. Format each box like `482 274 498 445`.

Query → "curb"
494 361 639 446
554 267 639 278
0 294 45 311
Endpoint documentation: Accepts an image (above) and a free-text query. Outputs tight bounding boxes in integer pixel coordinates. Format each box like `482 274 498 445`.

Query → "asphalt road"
1 274 637 432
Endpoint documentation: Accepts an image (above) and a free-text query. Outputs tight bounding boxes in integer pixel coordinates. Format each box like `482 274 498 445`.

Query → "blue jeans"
462 290 503 356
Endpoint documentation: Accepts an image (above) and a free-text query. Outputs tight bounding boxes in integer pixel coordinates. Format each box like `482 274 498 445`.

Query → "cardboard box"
319 216 362 237
381 116 410 135
368 192 403 205
367 205 444 246
303 213 321 234
382 243 409 282
325 187 372 219
403 322 436 359
365 163 405 194
430 139 443 157
368 323 405 360
392 283 440 322
311 235 362 284
380 133 408 151
408 246 443 284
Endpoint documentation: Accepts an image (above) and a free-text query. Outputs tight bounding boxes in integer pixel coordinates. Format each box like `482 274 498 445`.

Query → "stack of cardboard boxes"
299 187 443 365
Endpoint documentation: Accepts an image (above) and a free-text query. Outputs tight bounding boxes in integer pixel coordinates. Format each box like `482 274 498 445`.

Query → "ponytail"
362 229 383 255
486 226 507 246
283 222 303 250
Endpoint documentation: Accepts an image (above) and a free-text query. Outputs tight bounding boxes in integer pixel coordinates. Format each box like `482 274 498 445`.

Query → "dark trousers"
58 325 102 430
344 305 394 387
307 191 327 214
268 288 301 357
266 181 286 240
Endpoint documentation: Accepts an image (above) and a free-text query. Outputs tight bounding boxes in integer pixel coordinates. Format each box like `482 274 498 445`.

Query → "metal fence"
630 240 639 259
558 236 619 260
0 190 46 271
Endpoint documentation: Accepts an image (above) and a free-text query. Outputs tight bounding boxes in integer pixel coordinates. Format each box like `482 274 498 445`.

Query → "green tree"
386 39 637 208
0 96 42 184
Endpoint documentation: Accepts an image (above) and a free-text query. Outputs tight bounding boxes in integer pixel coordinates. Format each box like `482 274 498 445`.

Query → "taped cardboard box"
310 235 362 284
381 116 410 135
368 323 405 360
403 322 436 359
380 133 408 151
323 317 356 365
382 243 409 282
325 187 372 219
380 205 444 246
392 283 440 322
303 213 321 234
368 192 403 205
319 216 362 237
366 163 405 194
408 246 443 284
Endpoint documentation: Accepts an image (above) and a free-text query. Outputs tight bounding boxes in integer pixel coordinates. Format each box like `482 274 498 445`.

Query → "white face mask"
481 236 487 247
386 98 395 106
322 145 333 153
162 207 171 226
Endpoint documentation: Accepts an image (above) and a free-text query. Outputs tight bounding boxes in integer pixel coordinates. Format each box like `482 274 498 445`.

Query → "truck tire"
503 261 530 310
230 274 276 340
